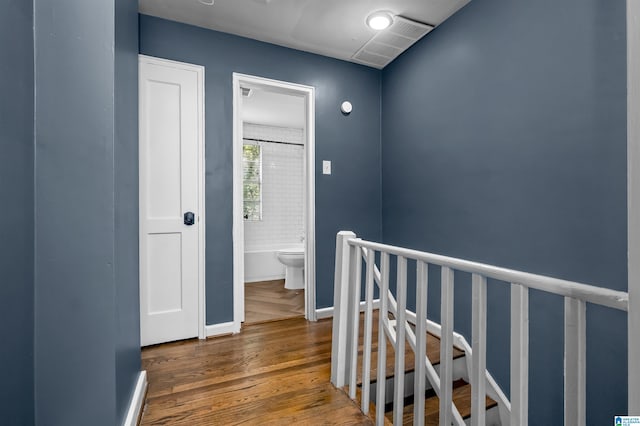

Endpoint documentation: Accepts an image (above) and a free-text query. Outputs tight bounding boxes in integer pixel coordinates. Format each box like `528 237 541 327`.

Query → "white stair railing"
364 246 511 424
330 231 631 426
362 247 467 425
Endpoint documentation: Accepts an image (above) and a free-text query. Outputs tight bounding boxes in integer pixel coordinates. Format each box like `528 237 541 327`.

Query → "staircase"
349 311 500 425
330 230 632 426
384 379 497 425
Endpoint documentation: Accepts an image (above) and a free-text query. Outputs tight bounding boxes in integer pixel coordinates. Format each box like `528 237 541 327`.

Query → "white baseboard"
123 370 147 426
315 306 334 319
316 299 380 320
206 321 240 337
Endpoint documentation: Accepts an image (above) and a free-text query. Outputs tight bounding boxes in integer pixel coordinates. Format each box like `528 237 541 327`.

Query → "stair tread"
355 311 465 386
385 379 498 425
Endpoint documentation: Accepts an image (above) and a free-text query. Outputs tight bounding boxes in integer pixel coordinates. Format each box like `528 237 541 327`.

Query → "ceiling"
241 88 305 129
138 0 470 68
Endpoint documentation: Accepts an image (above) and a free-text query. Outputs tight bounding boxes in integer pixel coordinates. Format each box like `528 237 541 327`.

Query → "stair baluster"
413 261 428 426
361 247 376 414
471 274 488 426
331 231 631 426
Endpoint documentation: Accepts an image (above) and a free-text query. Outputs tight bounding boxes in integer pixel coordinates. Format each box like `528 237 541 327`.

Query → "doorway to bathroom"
232 73 316 329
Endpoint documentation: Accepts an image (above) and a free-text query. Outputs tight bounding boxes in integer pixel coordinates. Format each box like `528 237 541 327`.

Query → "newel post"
331 231 356 387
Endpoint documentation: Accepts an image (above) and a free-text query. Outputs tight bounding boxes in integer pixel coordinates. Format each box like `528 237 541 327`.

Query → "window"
243 143 262 220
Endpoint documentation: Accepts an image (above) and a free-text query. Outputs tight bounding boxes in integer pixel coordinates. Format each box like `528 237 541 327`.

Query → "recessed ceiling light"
366 11 393 31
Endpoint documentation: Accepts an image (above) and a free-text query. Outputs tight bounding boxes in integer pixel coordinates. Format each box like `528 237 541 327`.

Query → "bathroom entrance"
232 74 316 329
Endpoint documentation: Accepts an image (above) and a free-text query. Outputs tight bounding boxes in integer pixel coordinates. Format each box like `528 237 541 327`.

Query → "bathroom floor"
244 279 305 324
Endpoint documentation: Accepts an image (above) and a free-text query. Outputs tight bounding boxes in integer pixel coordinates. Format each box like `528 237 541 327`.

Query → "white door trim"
138 54 206 341
232 73 316 331
627 0 640 414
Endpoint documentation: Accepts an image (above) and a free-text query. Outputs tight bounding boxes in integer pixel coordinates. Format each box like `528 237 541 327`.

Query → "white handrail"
331 231 632 426
363 246 511 424
361 248 466 425
362 247 470 425
350 238 628 311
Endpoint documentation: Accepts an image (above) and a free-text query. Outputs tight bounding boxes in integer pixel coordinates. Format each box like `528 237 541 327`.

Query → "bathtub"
244 249 285 283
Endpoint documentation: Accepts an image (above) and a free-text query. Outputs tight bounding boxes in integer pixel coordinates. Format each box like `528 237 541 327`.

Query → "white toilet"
276 247 305 290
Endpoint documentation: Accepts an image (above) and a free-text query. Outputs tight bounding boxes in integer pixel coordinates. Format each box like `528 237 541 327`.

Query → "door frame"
138 54 207 341
232 72 317 330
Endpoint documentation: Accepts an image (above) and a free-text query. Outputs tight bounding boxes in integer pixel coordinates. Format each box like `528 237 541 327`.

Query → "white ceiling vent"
352 16 434 69
241 87 254 97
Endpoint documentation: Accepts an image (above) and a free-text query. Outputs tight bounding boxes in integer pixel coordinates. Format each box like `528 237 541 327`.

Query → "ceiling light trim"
366 11 394 31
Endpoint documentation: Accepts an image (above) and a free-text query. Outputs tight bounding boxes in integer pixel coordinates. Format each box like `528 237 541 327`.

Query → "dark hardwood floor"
140 317 371 425
244 279 304 325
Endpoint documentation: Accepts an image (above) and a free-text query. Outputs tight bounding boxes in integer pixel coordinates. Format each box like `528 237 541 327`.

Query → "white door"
139 56 204 346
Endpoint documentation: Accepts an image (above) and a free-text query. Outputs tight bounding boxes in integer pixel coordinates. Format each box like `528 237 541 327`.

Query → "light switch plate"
322 160 331 175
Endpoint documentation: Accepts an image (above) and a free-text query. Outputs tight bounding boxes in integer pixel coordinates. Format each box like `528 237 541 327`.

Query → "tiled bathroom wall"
243 123 304 251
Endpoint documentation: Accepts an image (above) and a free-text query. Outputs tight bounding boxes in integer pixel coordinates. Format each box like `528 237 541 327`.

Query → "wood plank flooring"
244 280 304 325
140 317 371 425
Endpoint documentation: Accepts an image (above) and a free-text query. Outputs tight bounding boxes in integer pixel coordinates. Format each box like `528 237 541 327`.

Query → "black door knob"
184 212 195 226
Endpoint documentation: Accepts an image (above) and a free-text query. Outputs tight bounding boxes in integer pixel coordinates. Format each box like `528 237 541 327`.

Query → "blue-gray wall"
139 15 383 323
34 0 140 424
381 0 627 424
115 1 141 424
0 0 34 424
